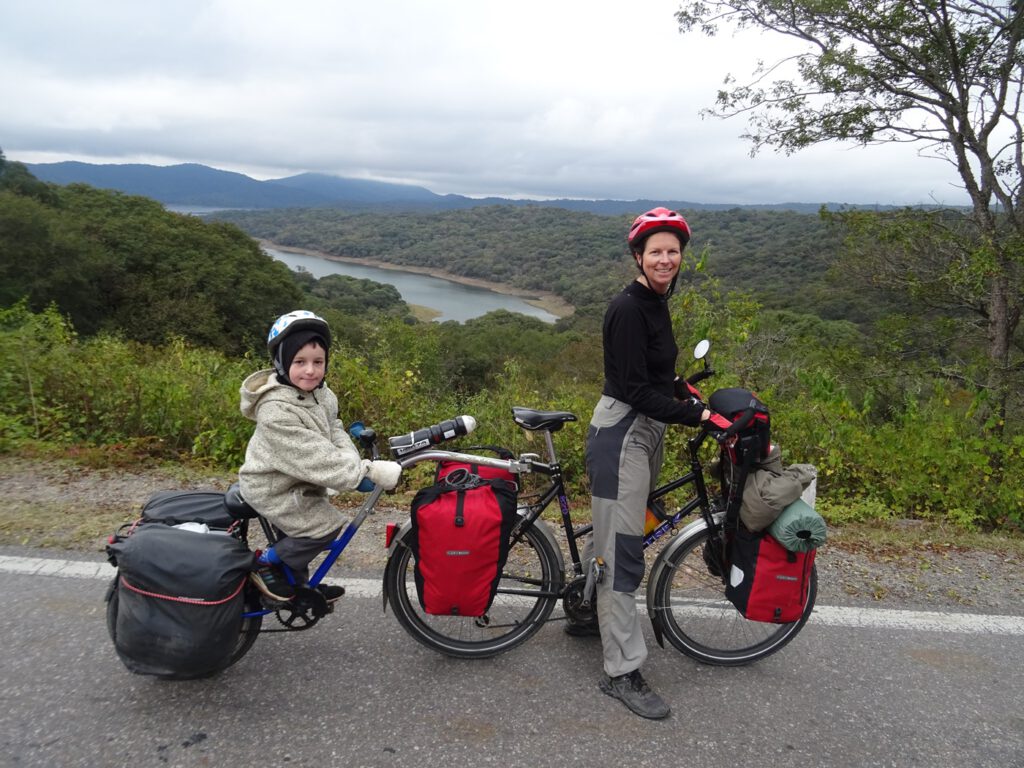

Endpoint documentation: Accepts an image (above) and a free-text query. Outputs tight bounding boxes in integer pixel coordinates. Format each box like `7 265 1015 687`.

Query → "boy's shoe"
316 584 346 603
564 618 601 637
249 563 295 602
599 670 671 720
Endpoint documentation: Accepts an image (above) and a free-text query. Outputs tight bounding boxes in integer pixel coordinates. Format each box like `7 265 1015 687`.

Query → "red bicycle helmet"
627 207 691 251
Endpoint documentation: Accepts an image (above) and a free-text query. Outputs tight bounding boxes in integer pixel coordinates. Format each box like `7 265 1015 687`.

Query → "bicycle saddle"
224 482 260 520
511 406 578 432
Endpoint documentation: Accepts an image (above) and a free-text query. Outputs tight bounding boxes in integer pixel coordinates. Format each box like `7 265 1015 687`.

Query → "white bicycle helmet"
267 310 331 381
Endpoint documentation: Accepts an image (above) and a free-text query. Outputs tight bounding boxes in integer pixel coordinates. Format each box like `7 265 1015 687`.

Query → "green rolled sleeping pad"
767 498 827 552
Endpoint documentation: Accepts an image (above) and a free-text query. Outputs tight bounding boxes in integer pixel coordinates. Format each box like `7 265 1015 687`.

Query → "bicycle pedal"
259 594 293 610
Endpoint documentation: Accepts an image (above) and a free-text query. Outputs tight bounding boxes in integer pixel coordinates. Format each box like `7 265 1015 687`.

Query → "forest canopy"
1 157 1021 530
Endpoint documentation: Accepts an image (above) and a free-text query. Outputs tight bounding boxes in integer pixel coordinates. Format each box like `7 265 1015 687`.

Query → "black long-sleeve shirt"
601 281 704 426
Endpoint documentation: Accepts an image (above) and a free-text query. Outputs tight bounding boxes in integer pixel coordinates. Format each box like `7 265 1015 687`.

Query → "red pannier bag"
409 458 518 616
725 527 815 623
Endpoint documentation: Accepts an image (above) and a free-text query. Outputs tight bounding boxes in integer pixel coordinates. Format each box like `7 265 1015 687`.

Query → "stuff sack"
725 527 814 623
768 498 827 553
409 465 518 616
106 523 254 678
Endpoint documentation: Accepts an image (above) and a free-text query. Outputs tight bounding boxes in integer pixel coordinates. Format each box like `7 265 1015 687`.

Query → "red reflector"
385 522 397 548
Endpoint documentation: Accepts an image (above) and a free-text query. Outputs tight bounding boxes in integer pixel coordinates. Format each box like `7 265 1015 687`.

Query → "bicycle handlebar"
394 448 533 474
701 404 757 443
723 406 757 436
685 368 715 386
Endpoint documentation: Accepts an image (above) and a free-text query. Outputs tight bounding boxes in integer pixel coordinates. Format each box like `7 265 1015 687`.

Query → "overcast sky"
2 0 970 206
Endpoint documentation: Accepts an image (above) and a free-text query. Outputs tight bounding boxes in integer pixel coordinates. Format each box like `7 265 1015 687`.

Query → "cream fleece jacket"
238 369 368 538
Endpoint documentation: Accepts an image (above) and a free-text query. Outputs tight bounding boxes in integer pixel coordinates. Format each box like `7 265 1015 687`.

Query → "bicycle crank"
561 575 598 625
273 585 332 631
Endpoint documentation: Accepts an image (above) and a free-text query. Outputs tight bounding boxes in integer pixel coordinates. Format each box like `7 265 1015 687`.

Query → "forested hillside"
0 155 417 354
1 156 1021 531
215 206 862 329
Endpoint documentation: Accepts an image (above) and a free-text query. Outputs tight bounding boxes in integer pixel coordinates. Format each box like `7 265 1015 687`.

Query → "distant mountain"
271 172 438 203
26 162 333 208
25 161 890 214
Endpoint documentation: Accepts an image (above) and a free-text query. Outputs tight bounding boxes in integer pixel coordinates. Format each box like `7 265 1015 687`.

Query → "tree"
676 0 1024 426
0 148 58 204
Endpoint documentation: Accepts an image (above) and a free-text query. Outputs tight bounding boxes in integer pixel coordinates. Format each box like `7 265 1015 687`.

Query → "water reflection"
265 246 558 324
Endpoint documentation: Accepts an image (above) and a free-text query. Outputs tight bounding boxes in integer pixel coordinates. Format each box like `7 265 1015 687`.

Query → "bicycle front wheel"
384 522 562 659
650 527 816 666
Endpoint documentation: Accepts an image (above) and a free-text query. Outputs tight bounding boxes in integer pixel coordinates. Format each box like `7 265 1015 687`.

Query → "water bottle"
644 499 670 535
388 415 477 456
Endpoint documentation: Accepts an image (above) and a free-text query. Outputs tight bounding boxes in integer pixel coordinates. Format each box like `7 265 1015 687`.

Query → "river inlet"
264 244 565 324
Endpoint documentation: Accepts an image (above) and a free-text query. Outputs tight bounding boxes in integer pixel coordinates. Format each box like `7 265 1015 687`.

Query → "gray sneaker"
599 670 671 720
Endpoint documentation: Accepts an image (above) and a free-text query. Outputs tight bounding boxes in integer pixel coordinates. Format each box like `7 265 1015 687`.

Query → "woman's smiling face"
636 231 682 294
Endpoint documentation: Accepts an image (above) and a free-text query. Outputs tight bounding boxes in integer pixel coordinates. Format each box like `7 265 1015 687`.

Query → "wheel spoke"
384 522 561 658
652 527 815 666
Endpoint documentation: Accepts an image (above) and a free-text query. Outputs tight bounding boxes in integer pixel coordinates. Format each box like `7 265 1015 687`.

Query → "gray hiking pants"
585 395 666 678
274 525 342 581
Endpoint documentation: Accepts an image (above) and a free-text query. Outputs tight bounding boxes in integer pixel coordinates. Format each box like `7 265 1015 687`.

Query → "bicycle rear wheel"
650 527 816 666
384 522 562 659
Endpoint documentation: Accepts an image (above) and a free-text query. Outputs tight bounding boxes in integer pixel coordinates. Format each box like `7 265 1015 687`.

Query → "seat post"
543 430 558 464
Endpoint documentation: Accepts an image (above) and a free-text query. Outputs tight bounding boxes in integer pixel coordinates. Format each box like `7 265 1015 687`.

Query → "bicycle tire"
650 527 816 666
104 576 263 677
384 522 562 659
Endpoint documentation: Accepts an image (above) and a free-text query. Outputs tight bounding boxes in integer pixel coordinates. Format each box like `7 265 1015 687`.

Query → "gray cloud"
2 0 969 205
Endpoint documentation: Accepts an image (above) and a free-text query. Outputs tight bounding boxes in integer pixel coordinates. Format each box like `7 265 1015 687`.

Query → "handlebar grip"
686 369 715 386
724 406 757 437
702 405 758 443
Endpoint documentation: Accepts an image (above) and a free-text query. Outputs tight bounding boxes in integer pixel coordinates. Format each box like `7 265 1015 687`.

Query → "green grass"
2 444 1022 558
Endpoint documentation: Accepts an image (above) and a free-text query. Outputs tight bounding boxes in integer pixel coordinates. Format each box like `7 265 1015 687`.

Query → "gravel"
2 455 1021 616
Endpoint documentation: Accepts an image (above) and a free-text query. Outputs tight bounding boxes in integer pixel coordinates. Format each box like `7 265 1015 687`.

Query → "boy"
239 310 402 602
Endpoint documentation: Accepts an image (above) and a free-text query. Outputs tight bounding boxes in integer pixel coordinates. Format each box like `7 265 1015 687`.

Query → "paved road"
2 552 1022 768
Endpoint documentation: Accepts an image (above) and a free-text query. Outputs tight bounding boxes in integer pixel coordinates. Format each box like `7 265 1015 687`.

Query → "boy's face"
289 341 327 392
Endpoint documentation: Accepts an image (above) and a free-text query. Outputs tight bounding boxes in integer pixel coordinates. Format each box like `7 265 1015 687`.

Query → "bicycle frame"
474 420 722 604
244 450 532 619
645 429 721 546
244 415 721 620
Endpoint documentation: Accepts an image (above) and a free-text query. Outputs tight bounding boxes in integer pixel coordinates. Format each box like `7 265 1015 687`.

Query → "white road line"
5 554 1023 635
1 555 116 580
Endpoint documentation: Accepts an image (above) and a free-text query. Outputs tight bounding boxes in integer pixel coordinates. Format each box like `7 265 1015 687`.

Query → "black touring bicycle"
105 341 816 678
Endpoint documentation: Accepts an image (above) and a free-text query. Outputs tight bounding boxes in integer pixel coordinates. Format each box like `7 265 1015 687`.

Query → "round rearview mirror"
693 339 710 360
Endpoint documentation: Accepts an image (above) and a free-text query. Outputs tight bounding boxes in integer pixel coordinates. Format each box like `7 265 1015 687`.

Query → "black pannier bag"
106 522 254 678
409 460 518 616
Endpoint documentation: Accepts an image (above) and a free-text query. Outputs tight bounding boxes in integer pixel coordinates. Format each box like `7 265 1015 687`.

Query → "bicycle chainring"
274 585 331 630
561 575 597 624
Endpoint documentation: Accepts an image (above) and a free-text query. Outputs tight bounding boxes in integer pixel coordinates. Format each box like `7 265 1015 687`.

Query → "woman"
582 207 710 720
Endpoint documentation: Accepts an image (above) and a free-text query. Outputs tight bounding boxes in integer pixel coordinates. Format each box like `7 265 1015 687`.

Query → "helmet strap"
272 346 296 387
635 263 677 301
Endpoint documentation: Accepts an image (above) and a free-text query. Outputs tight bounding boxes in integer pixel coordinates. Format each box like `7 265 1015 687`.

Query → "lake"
264 245 559 324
